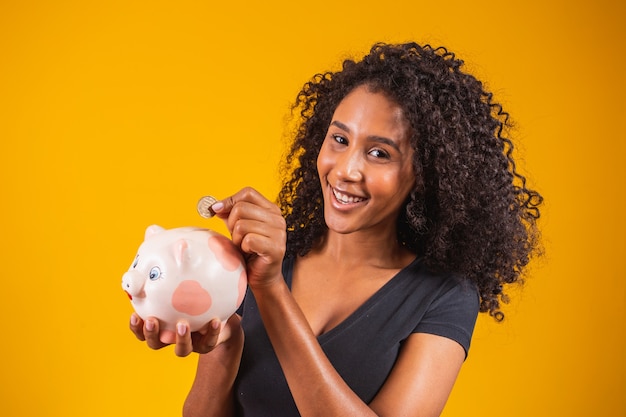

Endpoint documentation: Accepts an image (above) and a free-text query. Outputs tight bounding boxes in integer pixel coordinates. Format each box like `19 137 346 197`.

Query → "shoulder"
399 258 479 304
398 259 480 356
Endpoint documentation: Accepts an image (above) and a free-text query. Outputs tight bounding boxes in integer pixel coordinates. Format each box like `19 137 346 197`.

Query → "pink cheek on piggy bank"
171 280 212 316
208 235 242 272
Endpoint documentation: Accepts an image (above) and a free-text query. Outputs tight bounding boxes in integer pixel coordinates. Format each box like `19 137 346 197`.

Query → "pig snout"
122 270 146 300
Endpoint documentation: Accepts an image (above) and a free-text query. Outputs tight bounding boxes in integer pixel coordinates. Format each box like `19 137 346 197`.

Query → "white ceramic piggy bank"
122 225 247 344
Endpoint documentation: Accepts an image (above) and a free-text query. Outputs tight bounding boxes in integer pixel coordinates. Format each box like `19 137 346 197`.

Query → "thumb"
210 196 233 220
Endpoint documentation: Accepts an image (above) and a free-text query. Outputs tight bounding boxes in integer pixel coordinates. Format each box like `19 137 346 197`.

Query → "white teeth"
332 188 365 204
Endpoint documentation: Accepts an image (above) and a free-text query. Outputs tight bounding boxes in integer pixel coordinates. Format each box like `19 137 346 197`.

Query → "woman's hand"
129 313 243 357
211 187 287 289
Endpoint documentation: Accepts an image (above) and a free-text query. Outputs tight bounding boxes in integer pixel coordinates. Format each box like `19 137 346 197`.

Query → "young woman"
130 42 543 417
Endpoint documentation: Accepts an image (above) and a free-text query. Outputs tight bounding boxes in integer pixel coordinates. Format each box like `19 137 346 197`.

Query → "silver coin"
197 195 218 218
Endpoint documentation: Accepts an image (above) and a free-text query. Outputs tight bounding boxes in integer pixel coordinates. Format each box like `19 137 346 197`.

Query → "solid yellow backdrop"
1 1 624 416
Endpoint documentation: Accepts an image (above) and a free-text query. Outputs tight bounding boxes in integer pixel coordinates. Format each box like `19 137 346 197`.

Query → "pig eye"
149 267 162 281
132 255 139 269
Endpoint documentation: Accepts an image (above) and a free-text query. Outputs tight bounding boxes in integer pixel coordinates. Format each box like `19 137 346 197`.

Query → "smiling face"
316 85 416 238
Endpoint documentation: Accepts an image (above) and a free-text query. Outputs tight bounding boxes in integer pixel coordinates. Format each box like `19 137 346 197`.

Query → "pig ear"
145 225 165 240
174 239 189 267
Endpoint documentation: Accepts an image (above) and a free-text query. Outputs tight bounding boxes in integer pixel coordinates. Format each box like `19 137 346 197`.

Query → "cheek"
369 168 399 190
316 144 332 178
370 167 414 201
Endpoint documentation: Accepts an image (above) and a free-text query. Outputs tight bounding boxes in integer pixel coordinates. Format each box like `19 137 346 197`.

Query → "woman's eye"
369 148 390 159
149 267 162 280
332 134 348 145
132 255 139 268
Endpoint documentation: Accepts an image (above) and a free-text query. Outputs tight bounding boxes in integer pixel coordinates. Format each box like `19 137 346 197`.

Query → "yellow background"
1 0 624 416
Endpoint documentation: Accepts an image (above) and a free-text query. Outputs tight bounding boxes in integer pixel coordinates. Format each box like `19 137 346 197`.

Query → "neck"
312 228 414 270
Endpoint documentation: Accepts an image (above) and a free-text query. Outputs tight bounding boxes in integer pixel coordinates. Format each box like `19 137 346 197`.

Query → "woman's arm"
252 280 465 417
214 188 467 417
129 310 244 416
369 333 465 417
183 314 244 417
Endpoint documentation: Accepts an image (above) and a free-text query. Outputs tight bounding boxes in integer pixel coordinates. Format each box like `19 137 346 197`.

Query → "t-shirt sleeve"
413 279 480 357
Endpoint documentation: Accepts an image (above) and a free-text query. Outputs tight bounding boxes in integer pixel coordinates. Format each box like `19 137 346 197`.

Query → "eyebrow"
330 120 402 152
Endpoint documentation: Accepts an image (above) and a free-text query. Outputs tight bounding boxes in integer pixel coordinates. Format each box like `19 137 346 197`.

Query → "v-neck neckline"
283 256 422 343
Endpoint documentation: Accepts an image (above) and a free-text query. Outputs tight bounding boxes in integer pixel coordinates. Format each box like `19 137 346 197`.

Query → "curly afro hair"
278 42 543 321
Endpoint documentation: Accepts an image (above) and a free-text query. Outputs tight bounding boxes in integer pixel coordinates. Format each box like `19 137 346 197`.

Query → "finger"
193 319 222 354
228 202 285 247
224 201 262 239
212 187 276 220
230 217 281 248
210 196 240 235
210 198 232 221
144 317 167 350
240 229 286 260
215 318 234 345
217 314 243 346
174 321 193 357
129 313 146 341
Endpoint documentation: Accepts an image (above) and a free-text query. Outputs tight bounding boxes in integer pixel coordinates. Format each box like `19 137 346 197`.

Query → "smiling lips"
332 187 367 204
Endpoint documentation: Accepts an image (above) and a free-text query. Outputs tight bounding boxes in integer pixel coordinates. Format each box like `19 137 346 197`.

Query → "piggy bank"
122 225 247 344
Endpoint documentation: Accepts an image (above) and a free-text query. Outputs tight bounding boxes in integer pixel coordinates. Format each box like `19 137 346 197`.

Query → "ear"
174 239 189 267
145 225 165 240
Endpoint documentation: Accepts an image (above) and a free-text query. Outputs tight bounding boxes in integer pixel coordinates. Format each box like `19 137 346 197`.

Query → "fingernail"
145 319 155 331
211 201 224 212
211 320 220 330
130 314 138 326
177 323 187 336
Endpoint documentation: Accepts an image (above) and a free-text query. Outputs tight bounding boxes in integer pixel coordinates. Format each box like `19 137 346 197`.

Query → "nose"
335 148 364 182
122 270 146 298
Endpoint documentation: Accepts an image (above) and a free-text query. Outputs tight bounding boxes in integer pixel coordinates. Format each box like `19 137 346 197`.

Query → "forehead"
332 85 409 138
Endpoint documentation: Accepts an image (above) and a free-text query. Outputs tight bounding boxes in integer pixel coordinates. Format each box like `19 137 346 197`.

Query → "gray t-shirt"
234 256 479 416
